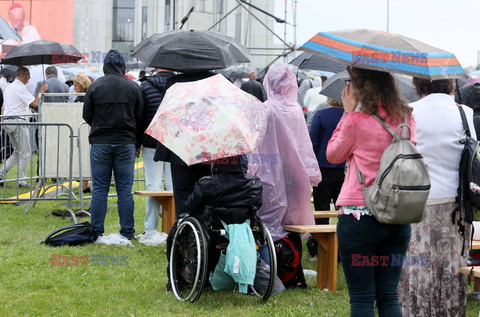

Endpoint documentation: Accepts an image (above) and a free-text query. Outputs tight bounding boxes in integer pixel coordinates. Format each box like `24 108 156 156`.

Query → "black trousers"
307 167 345 257
312 167 345 222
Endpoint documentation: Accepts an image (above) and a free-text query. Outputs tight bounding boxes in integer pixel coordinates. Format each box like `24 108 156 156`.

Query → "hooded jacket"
140 71 175 148
185 155 263 216
303 77 327 112
248 63 322 241
83 49 144 147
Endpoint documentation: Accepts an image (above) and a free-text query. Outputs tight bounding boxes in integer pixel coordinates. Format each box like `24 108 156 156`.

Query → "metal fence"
1 93 146 223
0 116 82 221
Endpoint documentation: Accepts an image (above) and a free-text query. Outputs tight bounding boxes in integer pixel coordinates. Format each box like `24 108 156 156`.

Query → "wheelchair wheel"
169 217 208 302
250 216 277 301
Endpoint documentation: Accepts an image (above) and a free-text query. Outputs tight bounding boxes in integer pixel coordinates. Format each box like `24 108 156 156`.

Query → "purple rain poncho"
248 62 322 241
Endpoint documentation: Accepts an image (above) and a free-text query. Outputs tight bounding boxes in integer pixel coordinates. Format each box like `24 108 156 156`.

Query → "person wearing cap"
7 3 41 44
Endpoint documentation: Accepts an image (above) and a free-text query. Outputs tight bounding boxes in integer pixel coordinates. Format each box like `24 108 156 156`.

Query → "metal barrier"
0 116 80 222
1 93 147 223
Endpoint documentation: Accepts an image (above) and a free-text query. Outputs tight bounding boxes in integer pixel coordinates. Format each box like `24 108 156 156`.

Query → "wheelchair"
168 206 278 302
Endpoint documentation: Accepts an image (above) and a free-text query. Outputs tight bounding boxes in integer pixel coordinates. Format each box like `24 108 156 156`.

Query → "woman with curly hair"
398 77 475 316
327 67 415 317
73 73 91 102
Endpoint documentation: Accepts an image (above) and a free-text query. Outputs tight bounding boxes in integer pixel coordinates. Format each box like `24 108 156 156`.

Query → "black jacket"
240 79 267 102
154 71 216 165
185 156 263 216
140 71 175 148
83 49 144 147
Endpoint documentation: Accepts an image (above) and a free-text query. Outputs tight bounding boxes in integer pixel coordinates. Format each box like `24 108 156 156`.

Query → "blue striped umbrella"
299 29 467 80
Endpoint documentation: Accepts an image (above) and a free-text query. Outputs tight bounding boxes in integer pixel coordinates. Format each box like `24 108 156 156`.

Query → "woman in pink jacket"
327 67 415 317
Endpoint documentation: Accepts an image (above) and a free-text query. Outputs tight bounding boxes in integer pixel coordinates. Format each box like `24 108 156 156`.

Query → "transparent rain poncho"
248 62 322 241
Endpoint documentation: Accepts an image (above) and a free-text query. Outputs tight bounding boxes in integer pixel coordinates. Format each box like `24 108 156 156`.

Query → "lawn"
1 188 480 316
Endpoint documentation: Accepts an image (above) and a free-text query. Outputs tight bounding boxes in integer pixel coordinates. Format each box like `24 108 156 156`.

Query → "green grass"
1 189 480 316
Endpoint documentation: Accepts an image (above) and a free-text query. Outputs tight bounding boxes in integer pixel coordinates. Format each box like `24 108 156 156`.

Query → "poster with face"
0 1 74 46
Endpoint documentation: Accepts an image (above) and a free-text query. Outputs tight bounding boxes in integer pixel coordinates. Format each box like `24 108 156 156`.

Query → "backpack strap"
457 104 471 138
372 111 410 140
356 110 410 186
455 104 474 256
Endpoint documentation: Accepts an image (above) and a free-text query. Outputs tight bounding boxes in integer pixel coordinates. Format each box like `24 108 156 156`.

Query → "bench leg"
475 277 480 292
154 197 176 234
311 232 338 291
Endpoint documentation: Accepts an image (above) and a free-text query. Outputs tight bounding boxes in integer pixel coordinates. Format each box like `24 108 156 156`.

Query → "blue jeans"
142 147 173 233
90 144 136 239
337 214 411 317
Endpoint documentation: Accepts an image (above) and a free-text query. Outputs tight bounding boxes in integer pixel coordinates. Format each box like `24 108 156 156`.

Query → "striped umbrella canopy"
299 29 467 80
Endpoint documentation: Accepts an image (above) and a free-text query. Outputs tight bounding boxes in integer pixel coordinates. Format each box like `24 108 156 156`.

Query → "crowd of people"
1 35 480 315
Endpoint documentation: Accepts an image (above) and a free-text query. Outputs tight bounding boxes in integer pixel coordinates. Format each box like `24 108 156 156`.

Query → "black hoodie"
83 49 144 147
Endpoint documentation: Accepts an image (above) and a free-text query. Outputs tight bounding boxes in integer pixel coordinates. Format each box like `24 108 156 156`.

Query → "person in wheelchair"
186 154 263 291
184 154 262 223
166 154 281 301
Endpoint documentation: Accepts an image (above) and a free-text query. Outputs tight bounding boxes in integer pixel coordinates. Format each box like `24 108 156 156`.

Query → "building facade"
73 0 277 68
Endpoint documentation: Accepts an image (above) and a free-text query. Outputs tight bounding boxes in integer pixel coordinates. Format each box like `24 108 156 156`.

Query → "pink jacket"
326 105 417 207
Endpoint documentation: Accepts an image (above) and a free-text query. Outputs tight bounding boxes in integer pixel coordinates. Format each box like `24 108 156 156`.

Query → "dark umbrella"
300 29 467 80
459 82 480 111
130 30 250 72
320 69 420 103
126 61 145 70
225 65 257 79
0 65 18 81
289 52 345 73
0 40 82 66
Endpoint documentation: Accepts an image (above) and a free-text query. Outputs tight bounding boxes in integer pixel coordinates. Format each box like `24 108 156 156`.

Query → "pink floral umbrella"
146 74 268 165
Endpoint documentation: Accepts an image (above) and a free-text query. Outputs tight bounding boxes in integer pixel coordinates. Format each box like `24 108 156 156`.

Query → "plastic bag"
95 234 134 247
136 231 168 246
253 257 285 296
209 251 236 291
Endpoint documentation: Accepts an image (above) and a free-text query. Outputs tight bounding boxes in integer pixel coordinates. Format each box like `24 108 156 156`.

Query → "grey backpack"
356 112 430 224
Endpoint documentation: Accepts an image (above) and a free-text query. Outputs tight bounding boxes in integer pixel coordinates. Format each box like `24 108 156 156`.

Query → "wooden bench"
459 241 480 293
134 190 175 234
471 240 480 250
313 210 338 218
284 224 337 291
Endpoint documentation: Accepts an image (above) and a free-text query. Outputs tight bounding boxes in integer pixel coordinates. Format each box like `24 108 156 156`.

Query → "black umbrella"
130 30 250 72
222 65 257 79
459 82 480 110
126 61 145 70
320 69 420 103
1 40 82 66
0 65 18 80
289 52 345 73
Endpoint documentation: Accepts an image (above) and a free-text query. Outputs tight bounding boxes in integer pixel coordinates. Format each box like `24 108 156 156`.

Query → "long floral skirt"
398 201 470 317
